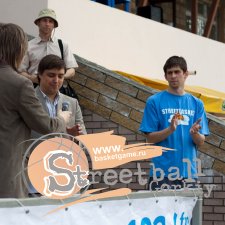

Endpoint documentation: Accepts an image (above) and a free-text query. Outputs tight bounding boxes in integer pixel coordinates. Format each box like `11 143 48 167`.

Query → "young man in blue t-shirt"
140 56 209 190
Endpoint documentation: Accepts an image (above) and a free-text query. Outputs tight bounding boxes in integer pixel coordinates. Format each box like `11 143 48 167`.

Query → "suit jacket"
33 87 86 138
0 63 66 198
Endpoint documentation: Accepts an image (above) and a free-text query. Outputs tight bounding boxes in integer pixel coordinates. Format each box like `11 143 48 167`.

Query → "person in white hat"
19 8 78 84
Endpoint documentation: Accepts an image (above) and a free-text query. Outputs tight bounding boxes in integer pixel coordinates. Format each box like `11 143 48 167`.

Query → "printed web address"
93 145 122 155
94 151 146 161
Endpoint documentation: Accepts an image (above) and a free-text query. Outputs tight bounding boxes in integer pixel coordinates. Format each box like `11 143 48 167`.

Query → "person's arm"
66 98 86 135
146 114 178 143
20 71 39 83
74 99 86 135
18 79 66 134
190 118 205 146
62 41 77 80
190 100 209 146
146 128 172 144
19 51 39 84
64 68 75 79
66 99 86 138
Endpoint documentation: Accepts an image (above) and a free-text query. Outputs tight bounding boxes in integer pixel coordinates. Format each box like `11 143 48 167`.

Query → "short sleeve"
63 42 78 69
139 97 159 133
196 100 209 136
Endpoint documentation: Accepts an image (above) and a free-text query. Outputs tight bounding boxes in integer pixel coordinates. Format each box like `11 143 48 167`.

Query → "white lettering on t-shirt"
161 108 195 116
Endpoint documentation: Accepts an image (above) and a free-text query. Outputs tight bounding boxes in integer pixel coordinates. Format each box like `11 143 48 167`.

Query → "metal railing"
0 188 202 225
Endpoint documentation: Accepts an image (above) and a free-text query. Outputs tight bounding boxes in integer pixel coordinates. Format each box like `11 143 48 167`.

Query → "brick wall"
200 171 225 225
82 108 149 191
71 55 225 224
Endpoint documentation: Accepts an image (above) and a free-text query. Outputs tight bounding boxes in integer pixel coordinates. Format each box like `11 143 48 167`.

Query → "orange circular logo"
28 137 89 199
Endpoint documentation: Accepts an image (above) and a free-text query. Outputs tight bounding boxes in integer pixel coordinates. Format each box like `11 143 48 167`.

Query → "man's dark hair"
163 56 187 74
37 54 66 82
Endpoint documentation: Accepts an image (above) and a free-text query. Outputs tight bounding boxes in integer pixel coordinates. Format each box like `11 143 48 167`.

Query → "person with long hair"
0 23 75 198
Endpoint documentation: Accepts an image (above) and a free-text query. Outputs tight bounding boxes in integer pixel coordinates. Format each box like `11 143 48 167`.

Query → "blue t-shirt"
140 91 209 179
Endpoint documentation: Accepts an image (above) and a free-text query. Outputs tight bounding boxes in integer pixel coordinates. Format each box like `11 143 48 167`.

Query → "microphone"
62 101 70 111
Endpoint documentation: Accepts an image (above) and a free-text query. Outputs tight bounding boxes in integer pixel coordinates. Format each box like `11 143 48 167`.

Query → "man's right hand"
58 110 72 124
30 74 39 84
169 113 179 132
20 72 39 84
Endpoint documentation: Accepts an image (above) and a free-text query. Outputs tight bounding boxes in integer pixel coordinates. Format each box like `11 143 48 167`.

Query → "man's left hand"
190 118 201 135
66 124 83 137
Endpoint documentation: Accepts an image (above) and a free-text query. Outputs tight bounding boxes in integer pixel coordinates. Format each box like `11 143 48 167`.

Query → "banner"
116 71 225 115
0 195 197 225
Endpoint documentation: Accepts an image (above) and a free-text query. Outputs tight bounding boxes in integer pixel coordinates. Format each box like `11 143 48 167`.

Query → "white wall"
0 0 48 36
0 0 225 93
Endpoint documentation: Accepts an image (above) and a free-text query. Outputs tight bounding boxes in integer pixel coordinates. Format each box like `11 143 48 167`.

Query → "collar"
38 86 60 102
34 36 56 44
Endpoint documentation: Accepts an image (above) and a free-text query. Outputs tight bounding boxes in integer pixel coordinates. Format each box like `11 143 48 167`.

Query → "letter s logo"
43 150 76 197
27 137 89 199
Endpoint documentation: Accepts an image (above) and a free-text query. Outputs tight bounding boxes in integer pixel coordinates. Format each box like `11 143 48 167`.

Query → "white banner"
0 196 197 225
